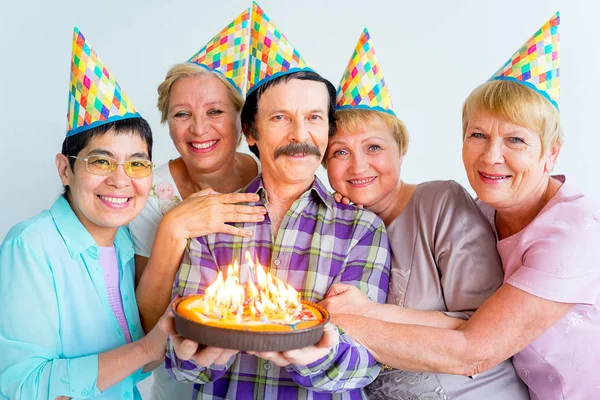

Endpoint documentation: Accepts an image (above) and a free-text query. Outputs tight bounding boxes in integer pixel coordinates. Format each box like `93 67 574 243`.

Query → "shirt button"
273 259 281 266
264 362 271 371
130 325 137 333
124 294 129 301
81 389 89 396
124 392 131 398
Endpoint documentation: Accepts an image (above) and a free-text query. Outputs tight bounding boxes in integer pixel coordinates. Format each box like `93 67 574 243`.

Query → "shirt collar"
50 196 134 260
245 174 333 210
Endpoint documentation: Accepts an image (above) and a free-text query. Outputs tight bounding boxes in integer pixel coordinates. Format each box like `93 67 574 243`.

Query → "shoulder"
414 180 483 222
508 192 600 304
0 209 60 276
331 201 387 236
2 208 57 251
524 189 600 256
416 180 475 206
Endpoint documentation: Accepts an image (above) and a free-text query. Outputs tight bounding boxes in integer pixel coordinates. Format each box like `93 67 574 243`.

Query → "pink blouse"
479 176 600 400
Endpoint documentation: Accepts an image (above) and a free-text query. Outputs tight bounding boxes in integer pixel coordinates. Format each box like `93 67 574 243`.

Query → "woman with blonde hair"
130 10 265 399
322 29 528 399
327 14 600 400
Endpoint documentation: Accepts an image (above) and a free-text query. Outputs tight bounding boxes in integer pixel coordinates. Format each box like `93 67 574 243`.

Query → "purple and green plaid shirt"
166 175 391 399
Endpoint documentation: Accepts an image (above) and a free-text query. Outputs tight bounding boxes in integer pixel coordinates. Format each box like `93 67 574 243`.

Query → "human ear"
544 142 562 172
56 154 71 186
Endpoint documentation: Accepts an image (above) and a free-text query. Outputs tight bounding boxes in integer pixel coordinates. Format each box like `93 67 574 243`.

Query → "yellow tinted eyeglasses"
69 155 154 179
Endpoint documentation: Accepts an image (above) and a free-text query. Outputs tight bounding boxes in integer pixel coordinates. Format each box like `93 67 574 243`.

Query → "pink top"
99 246 132 343
479 176 600 400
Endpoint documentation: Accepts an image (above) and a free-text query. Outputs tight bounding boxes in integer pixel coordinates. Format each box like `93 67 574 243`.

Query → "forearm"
332 315 487 376
287 329 380 392
97 340 154 391
365 303 466 329
136 223 186 332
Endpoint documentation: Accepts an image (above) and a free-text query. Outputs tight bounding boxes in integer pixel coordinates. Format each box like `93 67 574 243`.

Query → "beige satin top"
366 181 529 400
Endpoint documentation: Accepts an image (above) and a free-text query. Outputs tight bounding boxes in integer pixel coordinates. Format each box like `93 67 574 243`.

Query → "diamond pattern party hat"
491 12 560 110
247 1 312 94
67 27 140 137
188 8 250 95
336 28 395 115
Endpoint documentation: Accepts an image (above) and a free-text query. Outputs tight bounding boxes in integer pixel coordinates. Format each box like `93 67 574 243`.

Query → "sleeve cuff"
67 353 103 398
287 341 339 376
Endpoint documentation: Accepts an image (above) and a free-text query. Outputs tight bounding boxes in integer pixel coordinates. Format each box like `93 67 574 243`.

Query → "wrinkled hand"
319 283 375 316
163 189 267 241
247 323 339 367
332 192 363 208
159 304 239 368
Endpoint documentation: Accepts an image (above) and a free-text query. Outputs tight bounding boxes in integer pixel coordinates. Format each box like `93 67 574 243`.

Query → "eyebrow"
328 135 385 147
169 101 227 111
328 139 348 147
87 149 149 159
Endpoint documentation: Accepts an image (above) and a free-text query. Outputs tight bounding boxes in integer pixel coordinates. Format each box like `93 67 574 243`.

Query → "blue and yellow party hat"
491 12 560 110
188 8 250 95
247 1 312 94
336 28 395 115
67 28 140 137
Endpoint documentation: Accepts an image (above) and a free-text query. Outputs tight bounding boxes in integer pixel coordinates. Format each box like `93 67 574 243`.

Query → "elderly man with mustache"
160 69 391 399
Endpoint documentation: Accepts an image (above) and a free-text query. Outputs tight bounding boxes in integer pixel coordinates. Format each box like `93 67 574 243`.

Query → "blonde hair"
334 108 409 156
462 80 563 154
157 63 244 123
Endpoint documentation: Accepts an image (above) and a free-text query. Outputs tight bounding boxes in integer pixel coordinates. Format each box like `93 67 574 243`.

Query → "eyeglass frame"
68 155 154 178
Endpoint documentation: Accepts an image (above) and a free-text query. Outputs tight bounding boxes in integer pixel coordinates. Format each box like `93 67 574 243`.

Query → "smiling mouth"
479 172 511 181
189 140 218 150
348 177 377 185
98 195 132 206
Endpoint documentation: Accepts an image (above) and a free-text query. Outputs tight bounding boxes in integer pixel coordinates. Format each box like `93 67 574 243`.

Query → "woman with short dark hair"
0 29 166 399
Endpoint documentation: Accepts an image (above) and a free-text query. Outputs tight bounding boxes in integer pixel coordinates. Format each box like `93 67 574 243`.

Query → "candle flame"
197 251 302 323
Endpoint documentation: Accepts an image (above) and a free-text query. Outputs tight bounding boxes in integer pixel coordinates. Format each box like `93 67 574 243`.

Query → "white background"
0 0 596 397
1 0 597 240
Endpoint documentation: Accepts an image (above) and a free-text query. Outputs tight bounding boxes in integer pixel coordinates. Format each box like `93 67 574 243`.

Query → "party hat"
188 8 250 95
336 28 395 115
67 28 140 137
247 1 312 94
491 12 560 110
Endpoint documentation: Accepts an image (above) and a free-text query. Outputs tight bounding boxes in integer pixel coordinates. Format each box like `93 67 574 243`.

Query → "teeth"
349 177 376 185
190 140 217 149
100 196 129 204
481 173 508 180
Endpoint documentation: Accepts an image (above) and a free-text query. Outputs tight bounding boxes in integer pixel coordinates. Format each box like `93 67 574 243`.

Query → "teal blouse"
0 196 148 399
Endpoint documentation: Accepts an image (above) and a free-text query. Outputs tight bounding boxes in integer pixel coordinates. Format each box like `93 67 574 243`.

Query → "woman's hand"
139 308 171 367
332 192 362 208
319 283 376 316
162 189 267 244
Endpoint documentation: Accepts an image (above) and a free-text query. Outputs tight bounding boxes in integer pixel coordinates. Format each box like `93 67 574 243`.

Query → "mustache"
274 142 322 160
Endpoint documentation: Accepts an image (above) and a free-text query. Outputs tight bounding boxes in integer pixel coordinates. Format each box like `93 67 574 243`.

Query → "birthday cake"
173 253 328 350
